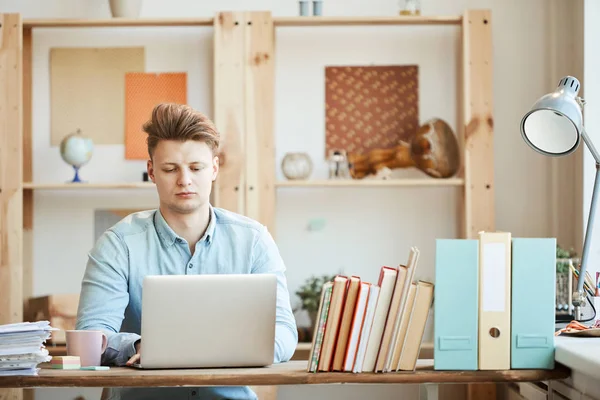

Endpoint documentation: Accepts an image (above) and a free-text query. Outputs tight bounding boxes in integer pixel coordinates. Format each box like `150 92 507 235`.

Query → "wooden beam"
462 9 496 400
456 8 466 240
273 15 462 27
23 182 155 190
22 27 32 327
0 12 24 325
213 12 246 215
22 15 463 29
0 12 24 400
462 9 494 239
276 178 464 188
22 28 31 231
244 11 276 234
245 13 276 398
23 18 213 28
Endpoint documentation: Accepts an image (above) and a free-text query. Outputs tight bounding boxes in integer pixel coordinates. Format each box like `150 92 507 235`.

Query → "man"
76 103 298 399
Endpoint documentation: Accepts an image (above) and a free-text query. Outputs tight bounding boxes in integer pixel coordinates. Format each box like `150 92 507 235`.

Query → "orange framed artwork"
124 72 188 160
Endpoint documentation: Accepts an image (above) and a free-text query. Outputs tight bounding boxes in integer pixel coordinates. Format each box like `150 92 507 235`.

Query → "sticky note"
50 356 81 369
80 366 110 371
51 364 81 369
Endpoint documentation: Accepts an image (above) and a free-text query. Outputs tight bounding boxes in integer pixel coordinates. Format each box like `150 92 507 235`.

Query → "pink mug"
66 330 108 367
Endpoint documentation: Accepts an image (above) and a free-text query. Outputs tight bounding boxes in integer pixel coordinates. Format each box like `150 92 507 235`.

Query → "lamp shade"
520 76 583 157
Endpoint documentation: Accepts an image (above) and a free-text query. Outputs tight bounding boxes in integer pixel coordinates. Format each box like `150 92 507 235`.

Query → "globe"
59 129 94 183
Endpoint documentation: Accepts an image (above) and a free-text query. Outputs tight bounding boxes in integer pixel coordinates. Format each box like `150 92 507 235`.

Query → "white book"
343 282 371 371
361 267 397 372
352 285 380 373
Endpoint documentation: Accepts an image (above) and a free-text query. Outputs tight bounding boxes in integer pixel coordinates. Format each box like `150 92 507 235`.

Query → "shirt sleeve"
75 229 140 366
251 225 299 363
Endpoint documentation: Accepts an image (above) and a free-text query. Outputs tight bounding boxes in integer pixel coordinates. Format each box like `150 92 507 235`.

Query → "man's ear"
147 159 156 183
212 155 219 181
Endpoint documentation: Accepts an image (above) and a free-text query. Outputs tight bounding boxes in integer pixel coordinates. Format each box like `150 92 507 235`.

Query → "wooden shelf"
22 182 155 190
22 15 462 29
0 360 570 388
275 178 464 188
22 180 462 189
23 18 213 28
273 15 462 27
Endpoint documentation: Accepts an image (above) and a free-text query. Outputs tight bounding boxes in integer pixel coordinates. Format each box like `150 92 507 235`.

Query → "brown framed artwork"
324 65 419 158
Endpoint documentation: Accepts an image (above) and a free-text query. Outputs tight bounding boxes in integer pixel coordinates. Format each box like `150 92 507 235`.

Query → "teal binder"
434 239 479 370
511 238 556 369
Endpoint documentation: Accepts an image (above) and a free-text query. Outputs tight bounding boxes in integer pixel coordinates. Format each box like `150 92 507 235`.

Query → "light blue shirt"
76 205 298 400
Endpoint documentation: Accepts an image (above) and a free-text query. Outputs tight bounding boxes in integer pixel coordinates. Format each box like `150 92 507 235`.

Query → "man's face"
147 140 219 215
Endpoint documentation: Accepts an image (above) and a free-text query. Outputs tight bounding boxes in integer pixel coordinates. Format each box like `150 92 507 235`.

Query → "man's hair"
143 103 220 159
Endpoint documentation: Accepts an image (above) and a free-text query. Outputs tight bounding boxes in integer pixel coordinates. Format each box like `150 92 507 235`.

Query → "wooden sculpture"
348 118 460 179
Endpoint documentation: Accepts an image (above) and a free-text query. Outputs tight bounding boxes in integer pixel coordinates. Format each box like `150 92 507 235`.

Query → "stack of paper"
0 321 55 376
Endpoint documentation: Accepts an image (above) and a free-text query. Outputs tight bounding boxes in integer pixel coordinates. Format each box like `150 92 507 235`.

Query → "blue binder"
511 238 556 369
434 239 479 370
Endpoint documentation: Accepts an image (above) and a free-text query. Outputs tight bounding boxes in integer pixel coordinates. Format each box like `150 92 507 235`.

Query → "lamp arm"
577 153 600 294
582 128 600 164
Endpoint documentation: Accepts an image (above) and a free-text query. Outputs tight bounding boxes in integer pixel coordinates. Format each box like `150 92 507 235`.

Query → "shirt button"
176 238 183 243
188 264 193 269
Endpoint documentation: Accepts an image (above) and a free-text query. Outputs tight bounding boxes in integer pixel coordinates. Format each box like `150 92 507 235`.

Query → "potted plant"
295 274 336 328
556 244 578 274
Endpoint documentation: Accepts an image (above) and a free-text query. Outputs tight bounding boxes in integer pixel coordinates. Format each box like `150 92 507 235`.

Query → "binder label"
482 242 506 312
439 336 472 351
516 334 549 348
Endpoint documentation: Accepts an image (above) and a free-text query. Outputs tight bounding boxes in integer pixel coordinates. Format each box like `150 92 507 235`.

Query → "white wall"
0 0 574 398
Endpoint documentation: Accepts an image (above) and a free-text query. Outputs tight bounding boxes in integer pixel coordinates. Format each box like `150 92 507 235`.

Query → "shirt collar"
154 206 216 247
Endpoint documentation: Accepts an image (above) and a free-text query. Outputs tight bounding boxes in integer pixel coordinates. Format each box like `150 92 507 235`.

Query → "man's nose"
177 170 192 186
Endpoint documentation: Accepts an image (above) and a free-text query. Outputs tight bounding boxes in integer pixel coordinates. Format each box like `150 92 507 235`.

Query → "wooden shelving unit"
22 182 156 190
23 17 213 28
0 9 495 400
22 15 462 29
22 179 463 189
275 178 465 188
273 15 462 26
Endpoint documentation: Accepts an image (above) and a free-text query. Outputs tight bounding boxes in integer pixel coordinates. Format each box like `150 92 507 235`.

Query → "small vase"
109 0 142 18
282 152 313 180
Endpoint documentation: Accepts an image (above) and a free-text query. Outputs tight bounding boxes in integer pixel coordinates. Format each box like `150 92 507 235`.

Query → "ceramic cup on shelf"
66 330 108 367
109 0 143 18
299 0 310 16
312 0 323 15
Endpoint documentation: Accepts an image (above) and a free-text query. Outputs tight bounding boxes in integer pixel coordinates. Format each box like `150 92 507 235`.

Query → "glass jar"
400 0 421 16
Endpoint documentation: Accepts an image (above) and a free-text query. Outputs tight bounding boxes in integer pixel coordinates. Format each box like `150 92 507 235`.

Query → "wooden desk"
0 360 570 389
548 336 600 399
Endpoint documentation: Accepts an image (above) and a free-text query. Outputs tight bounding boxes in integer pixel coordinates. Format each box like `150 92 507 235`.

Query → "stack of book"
307 247 434 373
0 321 55 376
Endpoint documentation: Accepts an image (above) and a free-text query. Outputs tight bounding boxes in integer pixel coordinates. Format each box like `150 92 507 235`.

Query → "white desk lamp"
520 75 599 321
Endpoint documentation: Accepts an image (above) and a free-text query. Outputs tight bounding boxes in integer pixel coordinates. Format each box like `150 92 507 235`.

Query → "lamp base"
572 290 587 321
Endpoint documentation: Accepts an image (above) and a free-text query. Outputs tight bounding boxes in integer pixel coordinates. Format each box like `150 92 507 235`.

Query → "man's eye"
163 169 175 173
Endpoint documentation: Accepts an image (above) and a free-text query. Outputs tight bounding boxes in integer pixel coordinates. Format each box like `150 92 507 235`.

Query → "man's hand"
126 340 141 366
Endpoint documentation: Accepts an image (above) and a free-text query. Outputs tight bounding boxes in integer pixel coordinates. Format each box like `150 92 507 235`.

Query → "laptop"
131 273 277 369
